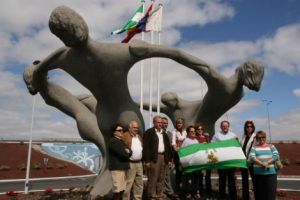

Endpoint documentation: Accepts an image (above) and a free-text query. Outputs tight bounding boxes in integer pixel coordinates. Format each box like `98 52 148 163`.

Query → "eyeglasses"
115 129 123 132
197 128 204 131
256 136 266 139
246 126 253 128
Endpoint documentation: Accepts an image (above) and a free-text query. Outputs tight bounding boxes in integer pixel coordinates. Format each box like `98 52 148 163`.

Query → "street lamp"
262 100 272 142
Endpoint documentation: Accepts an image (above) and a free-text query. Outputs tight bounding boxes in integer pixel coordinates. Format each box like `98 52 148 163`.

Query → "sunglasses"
197 128 204 131
256 136 266 139
115 129 123 132
246 126 253 128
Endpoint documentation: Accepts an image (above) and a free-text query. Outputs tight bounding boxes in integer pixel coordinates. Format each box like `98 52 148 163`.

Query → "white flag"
146 6 162 32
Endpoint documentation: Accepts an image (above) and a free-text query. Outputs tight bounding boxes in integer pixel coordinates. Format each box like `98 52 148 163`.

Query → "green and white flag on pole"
179 139 247 173
111 4 144 35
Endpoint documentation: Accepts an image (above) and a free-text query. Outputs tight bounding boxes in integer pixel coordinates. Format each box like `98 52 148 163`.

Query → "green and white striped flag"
111 4 144 35
179 139 247 173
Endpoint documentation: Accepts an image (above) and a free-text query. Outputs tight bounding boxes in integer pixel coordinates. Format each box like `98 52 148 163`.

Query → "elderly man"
212 120 239 200
123 121 143 200
143 116 173 200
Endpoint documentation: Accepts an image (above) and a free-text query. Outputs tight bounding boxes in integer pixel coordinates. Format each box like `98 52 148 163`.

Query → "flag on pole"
179 139 247 173
122 2 154 43
111 4 144 35
146 6 162 32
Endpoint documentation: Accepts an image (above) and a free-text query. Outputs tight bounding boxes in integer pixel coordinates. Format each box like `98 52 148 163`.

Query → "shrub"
33 162 41 170
292 140 297 144
6 190 18 196
295 159 300 165
278 141 284 144
18 163 26 170
276 189 287 197
56 163 66 169
44 188 53 194
46 162 54 169
281 158 290 166
0 165 10 171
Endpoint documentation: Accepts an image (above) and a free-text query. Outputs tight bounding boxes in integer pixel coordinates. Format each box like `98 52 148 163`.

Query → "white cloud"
270 108 300 141
293 88 300 97
260 23 300 75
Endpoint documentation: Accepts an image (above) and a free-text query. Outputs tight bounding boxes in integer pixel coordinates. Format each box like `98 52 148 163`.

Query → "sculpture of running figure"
23 5 209 197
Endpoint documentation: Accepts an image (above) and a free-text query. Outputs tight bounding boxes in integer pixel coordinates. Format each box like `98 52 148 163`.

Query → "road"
0 175 299 194
0 175 96 193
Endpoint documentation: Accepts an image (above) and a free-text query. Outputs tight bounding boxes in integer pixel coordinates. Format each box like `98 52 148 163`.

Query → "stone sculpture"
23 5 209 197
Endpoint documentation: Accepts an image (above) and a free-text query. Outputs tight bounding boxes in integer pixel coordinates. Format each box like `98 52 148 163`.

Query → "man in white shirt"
123 121 143 200
212 120 238 199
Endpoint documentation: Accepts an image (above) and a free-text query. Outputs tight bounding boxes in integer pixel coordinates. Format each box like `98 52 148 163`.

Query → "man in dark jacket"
143 116 173 200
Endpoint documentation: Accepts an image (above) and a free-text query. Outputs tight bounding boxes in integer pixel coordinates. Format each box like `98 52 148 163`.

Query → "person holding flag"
212 121 238 200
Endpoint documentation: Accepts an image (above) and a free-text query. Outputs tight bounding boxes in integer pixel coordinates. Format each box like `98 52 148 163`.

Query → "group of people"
108 116 281 200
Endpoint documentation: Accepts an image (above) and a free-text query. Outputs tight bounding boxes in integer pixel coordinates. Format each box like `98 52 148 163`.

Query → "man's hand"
144 162 151 168
168 161 173 168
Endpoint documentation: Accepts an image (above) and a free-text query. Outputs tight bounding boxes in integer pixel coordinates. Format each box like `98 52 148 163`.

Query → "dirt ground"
0 143 93 179
274 143 300 176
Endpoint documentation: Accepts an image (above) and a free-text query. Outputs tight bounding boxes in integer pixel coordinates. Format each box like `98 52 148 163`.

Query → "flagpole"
139 0 145 115
149 30 154 127
156 4 163 115
148 0 155 127
25 95 36 194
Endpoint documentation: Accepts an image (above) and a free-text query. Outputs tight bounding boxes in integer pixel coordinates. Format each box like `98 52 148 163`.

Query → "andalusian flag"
179 139 247 173
111 4 144 35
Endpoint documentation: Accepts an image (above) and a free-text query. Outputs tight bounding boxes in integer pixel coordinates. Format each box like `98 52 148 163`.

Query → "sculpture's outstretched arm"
129 40 215 80
23 47 67 95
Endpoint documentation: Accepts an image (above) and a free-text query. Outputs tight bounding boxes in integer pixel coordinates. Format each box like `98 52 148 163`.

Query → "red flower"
44 188 53 194
6 190 18 196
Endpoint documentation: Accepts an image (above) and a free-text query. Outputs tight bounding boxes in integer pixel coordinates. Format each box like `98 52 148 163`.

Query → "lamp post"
25 96 36 194
262 100 272 142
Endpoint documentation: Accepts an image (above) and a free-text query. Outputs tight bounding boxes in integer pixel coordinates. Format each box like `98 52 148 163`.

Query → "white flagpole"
149 30 154 127
156 4 163 115
139 0 145 115
25 95 36 194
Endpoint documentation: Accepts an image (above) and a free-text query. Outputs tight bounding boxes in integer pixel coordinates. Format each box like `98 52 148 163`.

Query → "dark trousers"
253 174 277 200
184 171 198 195
241 166 254 200
173 150 183 193
217 169 237 199
205 169 212 195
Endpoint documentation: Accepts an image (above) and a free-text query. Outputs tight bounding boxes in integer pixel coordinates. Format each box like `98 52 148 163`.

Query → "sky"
0 0 299 141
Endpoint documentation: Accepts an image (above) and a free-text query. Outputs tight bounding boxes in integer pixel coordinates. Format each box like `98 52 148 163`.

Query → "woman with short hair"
249 130 280 200
108 123 132 200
